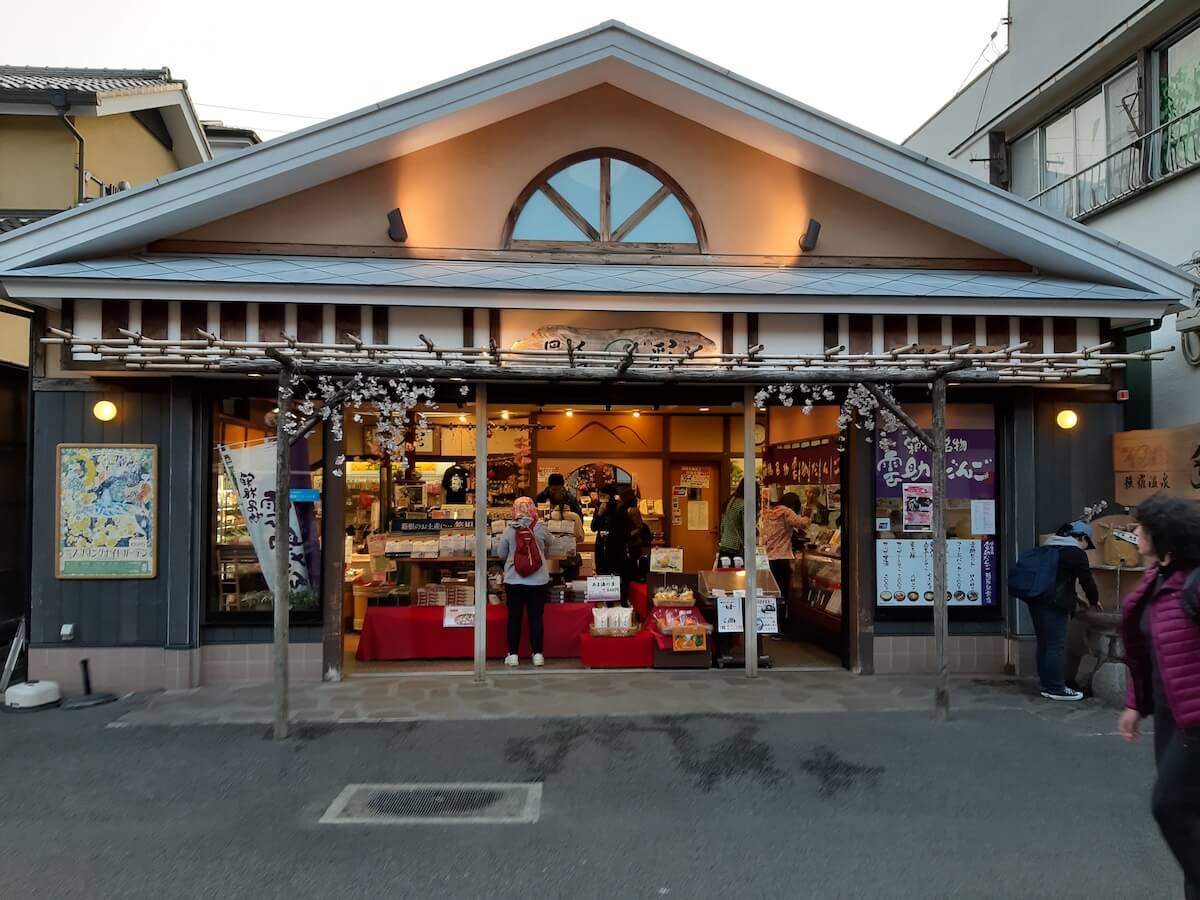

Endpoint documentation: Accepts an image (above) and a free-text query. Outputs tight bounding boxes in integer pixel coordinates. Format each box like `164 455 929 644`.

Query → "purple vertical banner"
981 539 997 606
876 429 995 500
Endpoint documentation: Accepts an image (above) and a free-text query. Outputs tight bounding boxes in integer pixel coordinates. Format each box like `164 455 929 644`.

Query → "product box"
672 625 708 652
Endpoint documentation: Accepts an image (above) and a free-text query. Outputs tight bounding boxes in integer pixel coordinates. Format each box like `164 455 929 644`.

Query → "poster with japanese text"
56 444 157 578
875 539 996 607
876 429 995 499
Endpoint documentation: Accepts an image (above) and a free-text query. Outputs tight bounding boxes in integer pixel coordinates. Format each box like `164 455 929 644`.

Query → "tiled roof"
0 212 54 235
0 66 178 95
0 254 1166 301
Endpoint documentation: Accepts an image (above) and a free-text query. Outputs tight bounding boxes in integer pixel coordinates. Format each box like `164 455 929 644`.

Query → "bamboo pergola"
43 328 1171 738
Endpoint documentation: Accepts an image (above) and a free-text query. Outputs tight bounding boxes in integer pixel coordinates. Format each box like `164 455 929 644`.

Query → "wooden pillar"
321 417 345 682
742 386 758 678
473 383 489 682
931 377 949 720
273 367 292 740
846 424 875 674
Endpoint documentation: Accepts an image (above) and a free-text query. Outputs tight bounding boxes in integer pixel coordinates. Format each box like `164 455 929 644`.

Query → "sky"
1 0 1009 144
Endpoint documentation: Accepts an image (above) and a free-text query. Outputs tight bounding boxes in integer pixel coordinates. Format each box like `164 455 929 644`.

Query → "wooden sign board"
1113 424 1200 506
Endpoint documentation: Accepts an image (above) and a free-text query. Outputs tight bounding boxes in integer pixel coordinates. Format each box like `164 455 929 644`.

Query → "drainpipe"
49 91 86 206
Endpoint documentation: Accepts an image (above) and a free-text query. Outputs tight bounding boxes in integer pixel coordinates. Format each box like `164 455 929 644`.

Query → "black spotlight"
387 208 408 243
799 218 821 252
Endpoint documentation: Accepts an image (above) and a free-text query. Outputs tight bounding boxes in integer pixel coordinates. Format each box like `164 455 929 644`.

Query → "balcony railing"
1028 104 1200 219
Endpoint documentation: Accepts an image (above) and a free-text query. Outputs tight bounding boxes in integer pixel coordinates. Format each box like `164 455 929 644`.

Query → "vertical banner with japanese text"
219 440 312 594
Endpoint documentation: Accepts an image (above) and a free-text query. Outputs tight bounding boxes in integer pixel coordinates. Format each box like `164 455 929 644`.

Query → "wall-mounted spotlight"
387 208 408 243
798 218 822 252
92 399 118 422
1056 409 1079 430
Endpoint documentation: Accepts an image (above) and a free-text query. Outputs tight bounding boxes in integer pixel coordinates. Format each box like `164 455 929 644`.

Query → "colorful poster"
902 483 933 531
875 429 995 499
56 444 157 578
219 440 312 594
874 539 995 607
650 547 684 573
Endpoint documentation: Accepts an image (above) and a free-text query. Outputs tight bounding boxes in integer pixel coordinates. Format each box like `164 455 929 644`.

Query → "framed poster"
56 444 158 579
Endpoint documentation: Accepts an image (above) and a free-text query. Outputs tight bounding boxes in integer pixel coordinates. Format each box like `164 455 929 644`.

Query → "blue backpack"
1008 546 1059 605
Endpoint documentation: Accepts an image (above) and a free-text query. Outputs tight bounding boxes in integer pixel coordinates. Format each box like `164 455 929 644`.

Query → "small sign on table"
442 605 476 628
585 575 621 603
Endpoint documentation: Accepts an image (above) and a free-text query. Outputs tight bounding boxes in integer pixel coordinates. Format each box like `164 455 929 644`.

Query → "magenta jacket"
1121 566 1200 728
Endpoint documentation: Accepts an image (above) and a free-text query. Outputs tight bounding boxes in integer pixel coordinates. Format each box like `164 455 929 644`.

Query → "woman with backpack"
495 496 550 668
1117 495 1200 900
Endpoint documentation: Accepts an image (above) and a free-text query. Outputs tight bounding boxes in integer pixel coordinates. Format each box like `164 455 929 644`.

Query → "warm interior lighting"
698 406 711 412
565 409 574 417
1056 409 1079 430
92 400 117 422
458 413 467 423
501 410 510 420
632 410 641 418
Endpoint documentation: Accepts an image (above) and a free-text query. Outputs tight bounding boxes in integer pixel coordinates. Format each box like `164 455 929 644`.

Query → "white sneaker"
532 653 545 667
504 654 519 667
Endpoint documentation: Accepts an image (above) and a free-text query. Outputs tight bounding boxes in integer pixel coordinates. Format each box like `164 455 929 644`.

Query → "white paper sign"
687 500 709 531
585 575 621 603
716 595 743 633
970 500 996 536
442 605 476 628
755 597 779 634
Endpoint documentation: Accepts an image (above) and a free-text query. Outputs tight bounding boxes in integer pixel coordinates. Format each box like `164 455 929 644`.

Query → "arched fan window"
503 149 707 251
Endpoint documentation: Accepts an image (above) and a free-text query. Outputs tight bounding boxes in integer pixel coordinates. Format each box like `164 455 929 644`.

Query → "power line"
194 102 326 121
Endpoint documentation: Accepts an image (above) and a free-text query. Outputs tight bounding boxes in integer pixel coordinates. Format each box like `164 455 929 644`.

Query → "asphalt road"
0 700 1180 899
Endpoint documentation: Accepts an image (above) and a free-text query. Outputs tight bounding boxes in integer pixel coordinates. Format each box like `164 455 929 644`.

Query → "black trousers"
1027 601 1069 692
505 583 547 656
1153 711 1200 900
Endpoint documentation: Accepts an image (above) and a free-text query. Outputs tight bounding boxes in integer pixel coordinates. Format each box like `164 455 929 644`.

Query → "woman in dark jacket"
1118 495 1200 900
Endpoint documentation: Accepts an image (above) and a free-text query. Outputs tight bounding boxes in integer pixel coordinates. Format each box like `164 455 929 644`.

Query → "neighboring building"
0 23 1195 694
906 0 1200 429
202 121 262 158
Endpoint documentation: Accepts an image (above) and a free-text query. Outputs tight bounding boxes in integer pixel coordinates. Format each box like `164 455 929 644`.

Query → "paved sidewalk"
110 670 1115 727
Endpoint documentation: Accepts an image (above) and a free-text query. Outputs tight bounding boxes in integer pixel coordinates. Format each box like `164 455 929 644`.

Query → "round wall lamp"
92 400 118 422
1055 409 1079 430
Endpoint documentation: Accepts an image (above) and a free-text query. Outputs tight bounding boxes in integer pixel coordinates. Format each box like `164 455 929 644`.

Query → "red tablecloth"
579 630 655 668
356 603 594 661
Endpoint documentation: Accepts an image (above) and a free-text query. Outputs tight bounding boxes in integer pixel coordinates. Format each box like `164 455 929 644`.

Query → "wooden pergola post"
742 385 759 678
321 417 346 683
473 382 488 682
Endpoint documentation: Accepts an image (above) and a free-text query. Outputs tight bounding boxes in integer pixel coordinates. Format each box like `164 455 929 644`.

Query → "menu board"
875 539 996 607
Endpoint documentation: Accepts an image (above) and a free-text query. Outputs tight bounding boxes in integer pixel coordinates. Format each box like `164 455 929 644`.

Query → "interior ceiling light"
501 410 510 420
632 410 641 418
565 409 574 417
458 413 467 423
699 407 711 412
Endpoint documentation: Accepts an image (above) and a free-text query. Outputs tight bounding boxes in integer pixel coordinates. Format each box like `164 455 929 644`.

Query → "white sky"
1 0 1008 144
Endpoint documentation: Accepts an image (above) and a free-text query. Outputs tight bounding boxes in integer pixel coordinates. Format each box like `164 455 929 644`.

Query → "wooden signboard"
1113 424 1200 506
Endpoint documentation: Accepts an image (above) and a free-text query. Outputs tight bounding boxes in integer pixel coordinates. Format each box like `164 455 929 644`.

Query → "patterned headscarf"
511 496 540 524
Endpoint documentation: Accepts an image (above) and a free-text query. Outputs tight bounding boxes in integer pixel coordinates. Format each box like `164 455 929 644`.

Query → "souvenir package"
590 604 639 637
652 585 696 606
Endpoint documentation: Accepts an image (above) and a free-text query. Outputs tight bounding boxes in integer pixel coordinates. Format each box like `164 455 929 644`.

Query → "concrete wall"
175 85 1004 260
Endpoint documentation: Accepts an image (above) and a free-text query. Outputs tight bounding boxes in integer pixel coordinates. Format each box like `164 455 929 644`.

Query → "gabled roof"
0 22 1195 304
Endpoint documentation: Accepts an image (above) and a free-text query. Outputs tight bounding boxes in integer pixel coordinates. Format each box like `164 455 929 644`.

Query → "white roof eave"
0 21 1195 303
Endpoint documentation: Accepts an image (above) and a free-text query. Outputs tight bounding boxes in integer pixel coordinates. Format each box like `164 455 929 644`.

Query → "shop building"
0 22 1195 694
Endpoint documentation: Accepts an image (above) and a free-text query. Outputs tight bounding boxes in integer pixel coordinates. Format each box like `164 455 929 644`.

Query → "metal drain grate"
319 783 542 825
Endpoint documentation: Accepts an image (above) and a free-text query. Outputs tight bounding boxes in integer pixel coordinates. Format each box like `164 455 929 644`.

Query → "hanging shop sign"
765 437 840 486
56 444 157 579
219 440 313 594
1113 423 1200 505
875 539 997 607
511 325 716 356
875 429 995 499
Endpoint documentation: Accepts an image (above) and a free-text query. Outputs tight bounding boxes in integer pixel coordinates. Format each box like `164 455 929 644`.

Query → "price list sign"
875 539 990 607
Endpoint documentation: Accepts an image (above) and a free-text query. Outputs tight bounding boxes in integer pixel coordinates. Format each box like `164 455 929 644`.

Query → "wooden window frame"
501 148 709 253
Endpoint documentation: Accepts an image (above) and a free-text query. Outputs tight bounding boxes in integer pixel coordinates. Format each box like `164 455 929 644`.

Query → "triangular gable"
0 21 1195 302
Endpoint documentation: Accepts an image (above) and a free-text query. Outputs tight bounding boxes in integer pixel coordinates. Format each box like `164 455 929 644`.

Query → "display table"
356 602 593 661
579 629 655 668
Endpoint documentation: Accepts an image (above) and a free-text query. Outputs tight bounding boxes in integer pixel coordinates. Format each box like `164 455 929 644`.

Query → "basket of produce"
652 586 696 607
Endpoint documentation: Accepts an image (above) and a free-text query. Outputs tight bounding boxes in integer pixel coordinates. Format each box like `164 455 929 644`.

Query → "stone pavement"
109 670 1116 728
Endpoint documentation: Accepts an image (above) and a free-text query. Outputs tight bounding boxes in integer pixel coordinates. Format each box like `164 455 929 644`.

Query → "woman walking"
1118 495 1200 900
496 497 550 668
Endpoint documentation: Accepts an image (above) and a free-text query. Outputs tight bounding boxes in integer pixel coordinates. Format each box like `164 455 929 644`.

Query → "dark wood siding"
258 303 284 342
335 306 360 344
219 304 246 342
141 301 168 340
1053 318 1077 352
883 315 907 350
297 305 322 344
917 316 942 346
848 315 872 354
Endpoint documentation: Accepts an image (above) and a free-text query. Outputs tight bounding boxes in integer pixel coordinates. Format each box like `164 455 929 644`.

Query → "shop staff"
536 473 582 517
